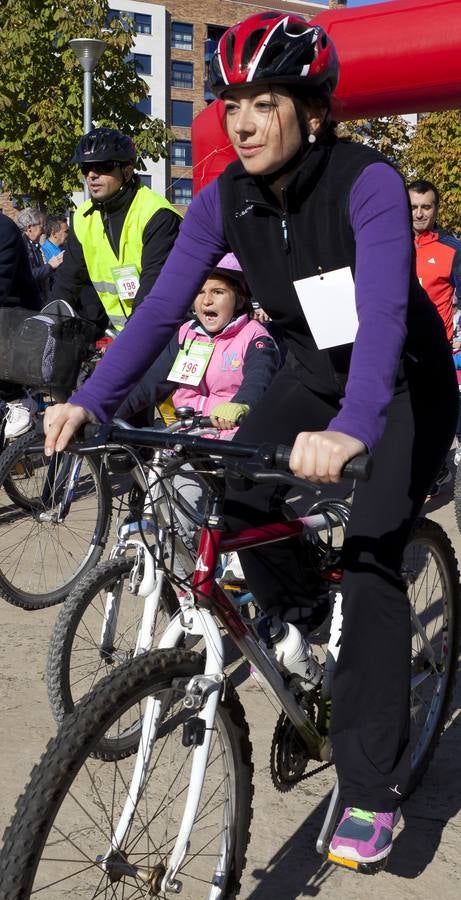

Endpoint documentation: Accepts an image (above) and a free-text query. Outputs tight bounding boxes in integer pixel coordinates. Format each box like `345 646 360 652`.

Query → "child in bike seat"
116 253 280 437
117 254 280 574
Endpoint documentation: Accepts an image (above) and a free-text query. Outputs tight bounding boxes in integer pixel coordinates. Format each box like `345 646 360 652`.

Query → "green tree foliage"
337 110 461 234
337 116 413 169
0 0 174 209
401 110 461 234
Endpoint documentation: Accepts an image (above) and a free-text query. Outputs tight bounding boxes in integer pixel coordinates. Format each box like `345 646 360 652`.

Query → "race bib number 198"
111 264 140 301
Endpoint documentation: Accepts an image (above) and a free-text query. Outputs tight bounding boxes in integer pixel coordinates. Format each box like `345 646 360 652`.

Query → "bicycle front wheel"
0 650 254 900
47 557 178 756
404 517 460 793
0 430 112 608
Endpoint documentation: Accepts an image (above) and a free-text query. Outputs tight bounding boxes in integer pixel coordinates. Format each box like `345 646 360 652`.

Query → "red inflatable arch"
192 0 461 193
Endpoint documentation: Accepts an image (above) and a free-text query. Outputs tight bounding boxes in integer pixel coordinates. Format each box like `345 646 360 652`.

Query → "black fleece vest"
218 137 428 398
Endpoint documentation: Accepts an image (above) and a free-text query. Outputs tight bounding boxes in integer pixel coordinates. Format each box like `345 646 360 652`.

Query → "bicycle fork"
100 605 225 896
38 452 82 523
99 521 168 658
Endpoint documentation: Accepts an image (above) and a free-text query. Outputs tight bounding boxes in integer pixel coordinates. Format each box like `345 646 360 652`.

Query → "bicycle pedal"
327 851 388 874
221 581 242 592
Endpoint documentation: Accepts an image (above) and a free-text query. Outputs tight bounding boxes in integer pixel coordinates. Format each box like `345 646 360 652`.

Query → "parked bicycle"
0 410 112 610
0 422 458 897
0 329 120 609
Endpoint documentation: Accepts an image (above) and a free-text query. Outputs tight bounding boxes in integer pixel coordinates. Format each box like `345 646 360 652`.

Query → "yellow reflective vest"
73 186 180 330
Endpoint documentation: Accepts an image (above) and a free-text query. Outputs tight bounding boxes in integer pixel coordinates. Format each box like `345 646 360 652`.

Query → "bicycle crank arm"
316 780 342 856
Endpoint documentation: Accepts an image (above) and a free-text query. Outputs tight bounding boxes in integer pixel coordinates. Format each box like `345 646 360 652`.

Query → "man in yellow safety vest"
52 127 182 336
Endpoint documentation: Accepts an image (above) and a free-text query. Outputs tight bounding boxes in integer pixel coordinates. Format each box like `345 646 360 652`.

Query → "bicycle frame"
101 507 340 892
90 500 432 888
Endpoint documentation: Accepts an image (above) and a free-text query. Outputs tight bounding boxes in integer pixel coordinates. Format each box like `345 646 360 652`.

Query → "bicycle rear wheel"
453 460 461 532
0 430 112 608
0 650 254 900
404 517 460 793
47 557 178 756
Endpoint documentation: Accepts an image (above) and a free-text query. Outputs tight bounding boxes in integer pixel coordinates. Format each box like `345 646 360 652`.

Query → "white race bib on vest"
168 340 214 386
111 264 140 301
294 266 358 349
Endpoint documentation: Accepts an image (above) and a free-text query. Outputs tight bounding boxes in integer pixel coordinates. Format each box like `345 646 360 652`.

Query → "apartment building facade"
108 1 326 211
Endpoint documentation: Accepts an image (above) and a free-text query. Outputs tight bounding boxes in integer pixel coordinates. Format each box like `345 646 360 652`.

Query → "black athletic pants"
0 379 24 402
225 352 458 811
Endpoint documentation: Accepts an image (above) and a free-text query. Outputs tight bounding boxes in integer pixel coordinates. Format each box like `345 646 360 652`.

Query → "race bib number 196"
168 341 214 386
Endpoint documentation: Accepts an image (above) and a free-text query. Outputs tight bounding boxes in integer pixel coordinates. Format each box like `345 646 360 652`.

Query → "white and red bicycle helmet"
209 11 339 97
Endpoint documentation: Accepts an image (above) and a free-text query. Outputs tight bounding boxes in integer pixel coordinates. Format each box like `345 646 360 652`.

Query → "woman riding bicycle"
44 11 458 870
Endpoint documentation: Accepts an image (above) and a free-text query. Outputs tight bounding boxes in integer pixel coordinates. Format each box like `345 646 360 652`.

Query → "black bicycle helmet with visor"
71 127 137 165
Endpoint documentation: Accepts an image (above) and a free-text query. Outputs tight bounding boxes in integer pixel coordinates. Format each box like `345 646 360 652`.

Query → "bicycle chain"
270 706 332 793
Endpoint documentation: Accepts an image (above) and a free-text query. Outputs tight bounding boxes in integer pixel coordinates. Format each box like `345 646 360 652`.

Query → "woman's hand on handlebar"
290 430 366 484
44 403 93 455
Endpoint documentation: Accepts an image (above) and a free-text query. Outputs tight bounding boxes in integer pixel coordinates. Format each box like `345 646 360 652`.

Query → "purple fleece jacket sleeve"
71 181 228 422
326 163 411 449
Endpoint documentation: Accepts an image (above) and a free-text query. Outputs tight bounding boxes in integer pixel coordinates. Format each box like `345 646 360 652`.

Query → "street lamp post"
69 38 107 199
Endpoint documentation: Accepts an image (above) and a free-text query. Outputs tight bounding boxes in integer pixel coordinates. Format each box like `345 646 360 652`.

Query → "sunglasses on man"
80 161 122 176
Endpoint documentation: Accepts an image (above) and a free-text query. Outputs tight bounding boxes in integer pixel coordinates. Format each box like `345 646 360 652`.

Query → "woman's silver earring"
308 133 316 144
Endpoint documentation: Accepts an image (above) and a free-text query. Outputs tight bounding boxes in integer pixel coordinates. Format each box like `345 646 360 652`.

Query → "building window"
172 178 193 206
107 10 151 34
171 22 193 51
134 53 152 76
136 95 151 115
172 100 193 127
172 140 192 167
205 25 227 60
106 9 121 27
171 61 193 90
139 174 152 188
133 12 152 34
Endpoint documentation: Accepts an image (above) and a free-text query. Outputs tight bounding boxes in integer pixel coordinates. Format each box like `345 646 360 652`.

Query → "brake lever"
248 469 320 492
225 462 314 493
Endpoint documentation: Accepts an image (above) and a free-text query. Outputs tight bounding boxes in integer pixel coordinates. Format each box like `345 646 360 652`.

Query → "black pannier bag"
0 301 95 393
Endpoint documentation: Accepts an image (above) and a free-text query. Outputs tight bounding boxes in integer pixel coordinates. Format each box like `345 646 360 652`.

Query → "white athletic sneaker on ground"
4 396 38 439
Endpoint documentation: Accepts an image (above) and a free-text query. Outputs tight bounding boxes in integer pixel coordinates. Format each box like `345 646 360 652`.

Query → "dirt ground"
0 484 460 899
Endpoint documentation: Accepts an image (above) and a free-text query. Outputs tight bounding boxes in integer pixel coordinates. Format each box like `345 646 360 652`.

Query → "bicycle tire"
47 557 178 756
0 430 112 609
3 469 43 511
453 460 461 532
404 517 460 794
0 650 254 900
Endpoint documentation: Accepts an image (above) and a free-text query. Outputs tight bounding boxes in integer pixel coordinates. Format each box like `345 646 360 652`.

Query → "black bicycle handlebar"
78 422 371 482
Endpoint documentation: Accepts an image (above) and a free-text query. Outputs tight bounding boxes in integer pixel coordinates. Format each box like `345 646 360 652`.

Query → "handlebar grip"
342 454 372 481
197 415 213 428
274 444 372 481
274 445 292 470
81 423 104 441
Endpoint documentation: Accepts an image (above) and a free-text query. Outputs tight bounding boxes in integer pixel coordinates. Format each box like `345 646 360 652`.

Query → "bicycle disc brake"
270 698 330 792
